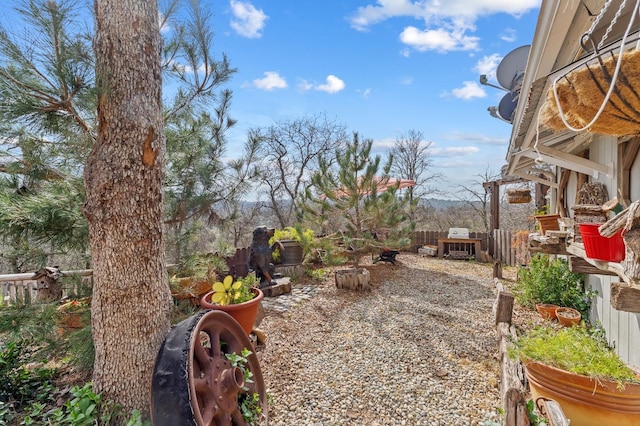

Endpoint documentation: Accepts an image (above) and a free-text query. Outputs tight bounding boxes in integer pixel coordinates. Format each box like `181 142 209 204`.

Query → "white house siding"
583 134 640 370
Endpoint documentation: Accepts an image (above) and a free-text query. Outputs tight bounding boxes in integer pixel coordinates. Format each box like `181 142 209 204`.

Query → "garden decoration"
152 310 268 425
200 274 263 335
247 225 284 287
540 0 640 136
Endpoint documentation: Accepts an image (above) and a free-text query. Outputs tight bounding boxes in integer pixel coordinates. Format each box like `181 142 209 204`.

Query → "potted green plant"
200 273 263 335
269 225 314 265
169 253 226 301
513 253 595 320
510 325 640 425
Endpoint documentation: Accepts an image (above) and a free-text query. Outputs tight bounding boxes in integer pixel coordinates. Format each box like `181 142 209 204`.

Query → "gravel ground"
256 253 531 426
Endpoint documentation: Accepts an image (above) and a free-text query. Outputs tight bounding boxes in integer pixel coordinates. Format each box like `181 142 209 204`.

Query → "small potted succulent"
200 273 263 335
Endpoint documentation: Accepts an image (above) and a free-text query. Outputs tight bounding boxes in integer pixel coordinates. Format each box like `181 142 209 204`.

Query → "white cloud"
297 79 314 91
450 81 486 100
501 28 517 42
441 131 508 145
474 54 502 77
252 71 287 90
350 0 540 30
315 75 346 94
400 25 479 52
229 0 268 38
431 146 480 157
358 88 372 99
350 0 539 52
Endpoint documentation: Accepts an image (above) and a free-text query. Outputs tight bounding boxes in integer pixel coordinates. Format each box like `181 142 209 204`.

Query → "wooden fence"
1 270 93 306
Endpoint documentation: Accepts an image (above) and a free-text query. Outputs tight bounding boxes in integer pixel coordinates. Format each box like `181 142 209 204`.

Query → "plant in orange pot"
510 325 640 425
200 273 263 335
514 254 595 321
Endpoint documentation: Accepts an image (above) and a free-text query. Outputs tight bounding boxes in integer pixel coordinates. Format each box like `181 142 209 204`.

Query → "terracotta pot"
555 307 581 327
200 288 263 335
525 361 640 425
536 303 559 320
534 214 561 236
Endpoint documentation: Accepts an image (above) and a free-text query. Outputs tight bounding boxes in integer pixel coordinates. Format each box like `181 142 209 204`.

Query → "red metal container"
578 223 625 262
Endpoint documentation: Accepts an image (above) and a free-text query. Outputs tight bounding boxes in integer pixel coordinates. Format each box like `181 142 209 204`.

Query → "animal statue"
248 226 284 287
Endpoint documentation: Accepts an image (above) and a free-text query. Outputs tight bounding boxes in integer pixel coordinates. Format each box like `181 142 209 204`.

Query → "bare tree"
455 165 501 233
390 129 442 219
254 113 348 228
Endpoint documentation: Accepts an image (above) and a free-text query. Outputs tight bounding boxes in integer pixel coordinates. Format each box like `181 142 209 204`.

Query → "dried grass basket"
540 49 640 136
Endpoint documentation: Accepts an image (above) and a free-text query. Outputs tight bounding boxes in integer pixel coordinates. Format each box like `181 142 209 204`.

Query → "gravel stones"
257 254 504 425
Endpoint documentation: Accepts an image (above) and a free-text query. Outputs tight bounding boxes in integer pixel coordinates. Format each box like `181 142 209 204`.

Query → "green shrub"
513 254 594 317
0 339 56 409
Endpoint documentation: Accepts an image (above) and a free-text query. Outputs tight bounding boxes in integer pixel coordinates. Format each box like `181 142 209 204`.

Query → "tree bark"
86 0 171 414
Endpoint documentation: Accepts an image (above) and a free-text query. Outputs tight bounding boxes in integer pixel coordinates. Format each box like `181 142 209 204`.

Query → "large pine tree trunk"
85 0 172 414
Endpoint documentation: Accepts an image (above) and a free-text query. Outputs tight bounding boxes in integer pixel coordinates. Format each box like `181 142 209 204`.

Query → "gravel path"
257 254 508 426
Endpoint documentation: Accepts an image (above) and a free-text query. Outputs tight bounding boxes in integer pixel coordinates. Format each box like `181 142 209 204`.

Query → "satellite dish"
498 92 518 123
496 45 530 91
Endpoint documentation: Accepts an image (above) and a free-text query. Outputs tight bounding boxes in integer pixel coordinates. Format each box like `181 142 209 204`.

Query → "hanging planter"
540 0 640 137
506 188 531 204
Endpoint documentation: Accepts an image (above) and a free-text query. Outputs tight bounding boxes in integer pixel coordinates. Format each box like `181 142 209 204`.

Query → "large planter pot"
555 307 581 327
278 239 304 265
200 288 263 335
525 361 640 425
335 268 371 291
534 214 561 236
535 303 559 320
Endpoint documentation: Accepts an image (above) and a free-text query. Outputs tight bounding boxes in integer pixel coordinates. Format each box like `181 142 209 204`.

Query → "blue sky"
208 0 542 195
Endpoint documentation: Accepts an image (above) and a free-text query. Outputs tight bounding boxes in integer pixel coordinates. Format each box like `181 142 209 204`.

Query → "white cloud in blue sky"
251 72 287 90
315 76 346 94
229 0 268 38
450 81 486 100
215 0 541 193
350 0 539 53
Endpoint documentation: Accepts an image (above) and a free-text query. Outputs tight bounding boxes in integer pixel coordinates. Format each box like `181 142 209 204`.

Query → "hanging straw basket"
540 48 640 136
506 188 532 204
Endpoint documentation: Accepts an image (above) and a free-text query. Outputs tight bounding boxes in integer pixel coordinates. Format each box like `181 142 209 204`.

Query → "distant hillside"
420 198 474 210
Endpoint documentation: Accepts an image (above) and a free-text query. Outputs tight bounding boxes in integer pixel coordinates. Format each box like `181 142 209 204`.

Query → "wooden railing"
1 269 93 306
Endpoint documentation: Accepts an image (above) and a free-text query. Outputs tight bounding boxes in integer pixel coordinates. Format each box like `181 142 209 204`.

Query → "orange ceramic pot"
200 288 263 335
535 303 559 320
555 307 581 327
526 361 640 426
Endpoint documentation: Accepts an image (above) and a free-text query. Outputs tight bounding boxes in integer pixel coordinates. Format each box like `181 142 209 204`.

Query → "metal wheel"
152 310 268 425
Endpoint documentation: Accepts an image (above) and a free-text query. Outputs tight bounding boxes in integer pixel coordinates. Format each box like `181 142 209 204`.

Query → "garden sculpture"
248 225 284 287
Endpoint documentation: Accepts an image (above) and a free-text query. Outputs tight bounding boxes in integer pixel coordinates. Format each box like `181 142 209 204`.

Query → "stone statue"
248 226 284 287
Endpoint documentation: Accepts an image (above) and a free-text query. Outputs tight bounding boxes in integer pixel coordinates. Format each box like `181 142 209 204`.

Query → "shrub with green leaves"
513 254 594 317
0 339 56 409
